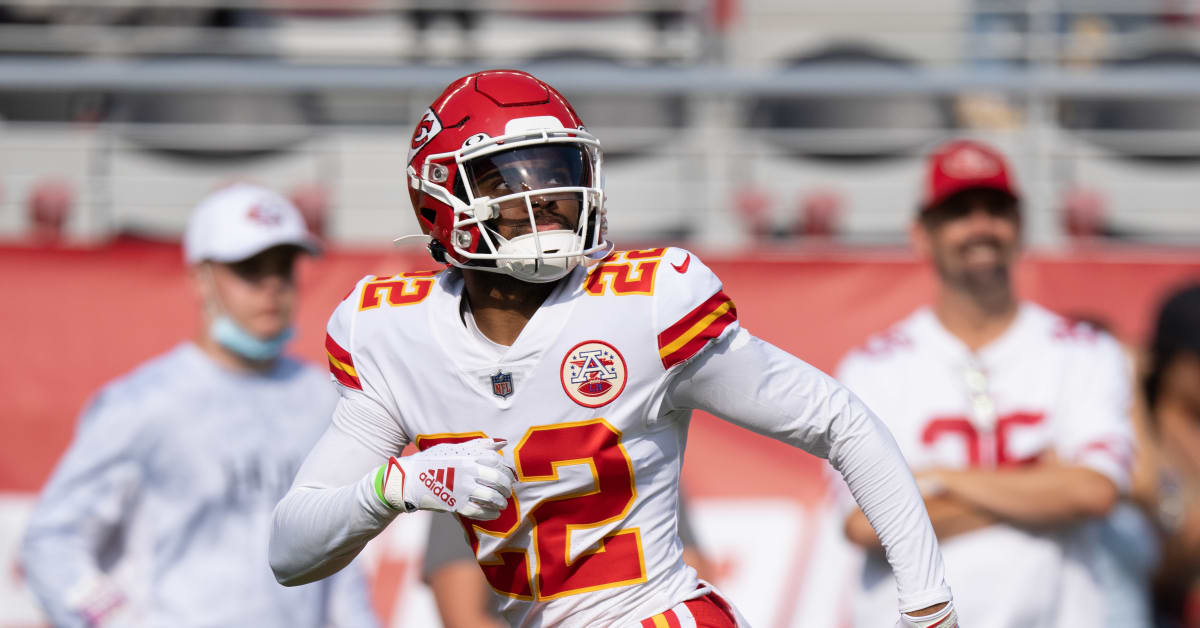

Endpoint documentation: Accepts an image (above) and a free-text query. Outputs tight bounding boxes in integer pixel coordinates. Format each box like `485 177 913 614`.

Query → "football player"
270 70 957 628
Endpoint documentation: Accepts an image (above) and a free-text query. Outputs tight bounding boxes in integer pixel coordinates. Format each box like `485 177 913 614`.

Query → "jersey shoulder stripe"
658 290 737 368
643 247 737 369
325 333 362 391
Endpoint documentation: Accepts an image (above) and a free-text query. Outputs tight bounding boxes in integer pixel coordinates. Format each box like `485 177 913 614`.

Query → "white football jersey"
325 247 739 628
836 304 1134 628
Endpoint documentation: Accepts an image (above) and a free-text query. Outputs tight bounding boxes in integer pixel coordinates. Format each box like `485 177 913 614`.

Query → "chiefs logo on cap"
246 202 284 226
560 340 627 408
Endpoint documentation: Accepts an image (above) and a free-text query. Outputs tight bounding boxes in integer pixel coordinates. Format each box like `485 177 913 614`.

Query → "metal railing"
0 1 1198 248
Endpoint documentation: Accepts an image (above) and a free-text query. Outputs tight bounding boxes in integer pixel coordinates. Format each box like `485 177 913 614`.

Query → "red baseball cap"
920 139 1019 213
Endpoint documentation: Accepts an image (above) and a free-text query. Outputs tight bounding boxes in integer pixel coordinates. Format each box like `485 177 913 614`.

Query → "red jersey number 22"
415 418 647 600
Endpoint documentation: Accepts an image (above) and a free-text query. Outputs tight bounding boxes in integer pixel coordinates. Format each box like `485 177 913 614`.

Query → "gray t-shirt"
21 343 379 628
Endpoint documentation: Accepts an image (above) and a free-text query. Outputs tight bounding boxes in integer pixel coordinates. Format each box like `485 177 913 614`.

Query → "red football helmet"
407 69 610 282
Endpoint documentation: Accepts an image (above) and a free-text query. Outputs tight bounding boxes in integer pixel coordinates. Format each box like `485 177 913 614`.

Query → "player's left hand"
377 438 518 520
897 601 957 628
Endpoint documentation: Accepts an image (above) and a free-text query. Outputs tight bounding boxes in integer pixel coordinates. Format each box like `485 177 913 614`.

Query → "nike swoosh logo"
671 254 691 274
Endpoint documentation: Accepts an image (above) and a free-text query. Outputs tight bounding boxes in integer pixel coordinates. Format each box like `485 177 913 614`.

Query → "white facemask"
492 230 584 283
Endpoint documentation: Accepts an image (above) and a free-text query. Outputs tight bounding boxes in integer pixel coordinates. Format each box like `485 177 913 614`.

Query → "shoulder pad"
325 275 372 391
651 248 738 369
326 270 444 392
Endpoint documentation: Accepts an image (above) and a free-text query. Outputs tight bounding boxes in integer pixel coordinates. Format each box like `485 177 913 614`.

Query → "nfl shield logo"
490 370 513 399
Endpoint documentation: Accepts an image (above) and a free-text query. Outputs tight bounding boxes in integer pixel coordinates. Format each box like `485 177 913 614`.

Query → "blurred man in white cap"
21 183 381 628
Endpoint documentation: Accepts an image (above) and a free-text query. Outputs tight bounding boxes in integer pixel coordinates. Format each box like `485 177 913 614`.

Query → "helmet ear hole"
419 207 438 227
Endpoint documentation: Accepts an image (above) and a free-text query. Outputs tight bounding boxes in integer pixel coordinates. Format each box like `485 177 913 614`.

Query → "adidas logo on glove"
419 467 457 507
373 438 517 521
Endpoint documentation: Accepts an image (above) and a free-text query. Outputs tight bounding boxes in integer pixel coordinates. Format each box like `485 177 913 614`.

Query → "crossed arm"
844 460 1120 549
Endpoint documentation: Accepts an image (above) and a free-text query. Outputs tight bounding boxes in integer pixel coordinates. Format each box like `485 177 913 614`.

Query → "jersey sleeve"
653 248 740 371
325 277 410 454
1052 329 1135 492
830 350 882 514
664 329 952 612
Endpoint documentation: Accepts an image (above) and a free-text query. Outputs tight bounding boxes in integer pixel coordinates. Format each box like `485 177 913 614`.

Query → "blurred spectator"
27 179 73 245
1061 187 1109 240
836 139 1138 627
1135 282 1200 627
794 188 842 239
1062 313 1160 628
20 183 379 628
421 497 713 628
734 185 771 240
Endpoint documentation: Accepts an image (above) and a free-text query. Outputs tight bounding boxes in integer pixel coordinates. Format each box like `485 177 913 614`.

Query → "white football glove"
374 438 517 521
898 602 958 628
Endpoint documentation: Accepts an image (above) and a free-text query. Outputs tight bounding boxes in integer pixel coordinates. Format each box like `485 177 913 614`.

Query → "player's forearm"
931 464 1119 526
829 413 951 612
269 470 398 586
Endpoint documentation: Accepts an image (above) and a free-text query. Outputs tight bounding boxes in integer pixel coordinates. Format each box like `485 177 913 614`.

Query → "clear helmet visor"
452 143 607 283
462 144 594 202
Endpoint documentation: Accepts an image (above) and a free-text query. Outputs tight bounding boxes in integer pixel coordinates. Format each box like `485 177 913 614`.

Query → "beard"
932 234 1015 311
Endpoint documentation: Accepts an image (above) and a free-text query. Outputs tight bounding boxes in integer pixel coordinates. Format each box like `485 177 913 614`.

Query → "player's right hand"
376 438 517 520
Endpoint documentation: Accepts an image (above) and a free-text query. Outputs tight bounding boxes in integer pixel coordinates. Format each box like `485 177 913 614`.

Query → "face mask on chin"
200 262 294 363
493 230 584 283
210 315 294 362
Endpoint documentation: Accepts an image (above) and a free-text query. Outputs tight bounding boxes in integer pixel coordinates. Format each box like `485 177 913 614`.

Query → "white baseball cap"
183 183 321 264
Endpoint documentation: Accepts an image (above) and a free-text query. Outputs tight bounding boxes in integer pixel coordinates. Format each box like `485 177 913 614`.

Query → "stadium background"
1 0 1199 626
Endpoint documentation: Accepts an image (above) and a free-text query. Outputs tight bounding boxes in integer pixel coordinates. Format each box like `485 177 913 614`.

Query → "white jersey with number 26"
836 303 1133 628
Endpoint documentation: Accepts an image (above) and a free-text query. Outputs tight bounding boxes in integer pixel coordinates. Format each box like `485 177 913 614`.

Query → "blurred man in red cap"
834 139 1144 627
